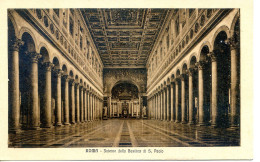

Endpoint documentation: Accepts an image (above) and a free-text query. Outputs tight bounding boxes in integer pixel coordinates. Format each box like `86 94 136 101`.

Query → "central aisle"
9 119 239 147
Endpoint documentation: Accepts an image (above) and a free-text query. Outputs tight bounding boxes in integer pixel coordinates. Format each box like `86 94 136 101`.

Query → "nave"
9 119 239 147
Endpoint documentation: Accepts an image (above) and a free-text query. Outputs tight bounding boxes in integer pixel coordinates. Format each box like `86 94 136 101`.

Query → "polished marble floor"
9 119 240 147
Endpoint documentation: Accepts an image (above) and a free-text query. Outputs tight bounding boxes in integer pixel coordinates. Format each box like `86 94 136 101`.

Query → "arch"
188 52 198 67
181 63 188 74
69 70 74 78
8 18 17 45
18 27 38 52
39 45 50 62
52 57 61 70
171 73 175 82
8 12 19 37
176 69 181 77
230 11 240 38
160 83 163 90
62 64 68 75
111 82 139 99
199 45 210 62
213 30 229 52
211 25 230 47
189 55 197 69
20 32 36 53
80 79 83 84
110 80 140 94
75 75 79 82
167 77 170 85
198 41 212 61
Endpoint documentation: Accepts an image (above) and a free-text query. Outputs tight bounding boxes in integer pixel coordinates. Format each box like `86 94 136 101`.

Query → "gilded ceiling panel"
81 9 169 67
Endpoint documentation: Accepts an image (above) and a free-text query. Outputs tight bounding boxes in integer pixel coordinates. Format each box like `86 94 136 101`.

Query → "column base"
55 123 63 127
197 122 209 126
64 122 71 126
27 126 41 130
228 125 240 130
9 128 22 134
188 121 195 125
210 123 220 128
41 125 53 128
175 120 181 123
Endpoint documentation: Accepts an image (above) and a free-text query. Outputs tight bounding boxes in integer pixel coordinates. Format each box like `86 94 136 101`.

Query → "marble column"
42 62 54 128
84 89 87 122
94 95 96 120
160 91 163 120
54 69 62 127
181 74 187 124
170 83 174 121
167 85 170 121
156 92 160 120
98 98 100 120
153 96 155 119
197 61 206 126
138 94 141 118
175 79 180 123
63 75 70 125
80 85 84 122
164 88 167 121
9 38 24 133
70 80 76 124
229 38 240 128
188 69 195 124
109 96 112 118
93 95 95 120
75 83 80 123
131 102 134 117
92 93 94 120
90 93 92 121
208 52 218 127
26 52 42 129
87 91 90 121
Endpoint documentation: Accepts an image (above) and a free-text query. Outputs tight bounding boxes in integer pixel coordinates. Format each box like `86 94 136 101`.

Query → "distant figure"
103 106 108 120
104 106 107 116
142 106 147 118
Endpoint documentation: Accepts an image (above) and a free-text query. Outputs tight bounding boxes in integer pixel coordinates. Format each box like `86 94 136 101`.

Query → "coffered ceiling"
80 9 169 68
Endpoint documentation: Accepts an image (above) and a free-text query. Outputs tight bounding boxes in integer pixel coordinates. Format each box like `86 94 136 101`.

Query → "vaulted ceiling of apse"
80 9 170 68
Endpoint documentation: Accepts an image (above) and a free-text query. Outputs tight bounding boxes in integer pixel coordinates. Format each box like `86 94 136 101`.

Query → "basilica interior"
8 8 240 147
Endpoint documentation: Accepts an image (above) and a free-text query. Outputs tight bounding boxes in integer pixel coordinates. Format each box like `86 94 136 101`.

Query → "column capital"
195 61 206 70
180 74 186 81
74 82 80 87
226 37 239 50
25 52 42 63
174 77 180 84
42 62 54 72
187 68 194 77
62 74 70 82
207 51 217 62
53 69 63 77
9 38 24 52
79 83 84 88
70 78 75 85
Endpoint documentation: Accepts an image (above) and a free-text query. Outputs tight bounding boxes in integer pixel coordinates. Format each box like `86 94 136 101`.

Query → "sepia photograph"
0 0 254 160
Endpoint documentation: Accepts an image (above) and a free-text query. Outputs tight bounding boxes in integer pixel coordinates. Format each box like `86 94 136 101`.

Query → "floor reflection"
9 119 240 148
